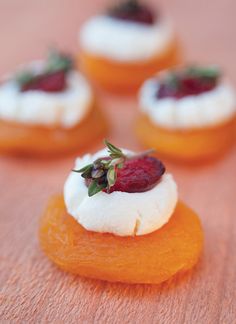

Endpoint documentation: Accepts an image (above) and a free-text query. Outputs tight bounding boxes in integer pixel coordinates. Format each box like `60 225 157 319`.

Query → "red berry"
181 77 216 95
109 156 165 193
21 70 67 93
108 1 155 25
111 7 155 25
157 74 218 100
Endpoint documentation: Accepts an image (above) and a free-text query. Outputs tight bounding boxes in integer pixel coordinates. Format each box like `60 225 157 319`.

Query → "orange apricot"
39 195 203 284
136 114 236 162
79 40 180 94
0 103 107 157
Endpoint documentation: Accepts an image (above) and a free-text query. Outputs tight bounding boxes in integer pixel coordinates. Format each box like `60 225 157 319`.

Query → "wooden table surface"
0 1 236 323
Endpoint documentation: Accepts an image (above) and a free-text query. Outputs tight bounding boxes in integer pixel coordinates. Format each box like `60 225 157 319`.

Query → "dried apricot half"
79 41 180 94
39 195 203 284
0 103 107 157
136 114 236 162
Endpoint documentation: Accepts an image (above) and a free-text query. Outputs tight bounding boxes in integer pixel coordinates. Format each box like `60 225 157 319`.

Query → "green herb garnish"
73 139 154 197
185 65 221 80
15 70 35 87
45 48 74 74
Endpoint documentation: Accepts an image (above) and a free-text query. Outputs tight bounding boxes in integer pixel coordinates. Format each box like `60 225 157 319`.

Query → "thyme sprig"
73 139 154 197
185 65 220 79
45 48 74 74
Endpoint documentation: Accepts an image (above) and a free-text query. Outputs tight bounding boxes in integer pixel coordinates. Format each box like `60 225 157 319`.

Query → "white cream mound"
79 15 175 62
64 148 178 237
139 78 236 130
0 62 93 128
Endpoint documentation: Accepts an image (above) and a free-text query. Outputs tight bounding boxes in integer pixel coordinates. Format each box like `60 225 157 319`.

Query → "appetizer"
0 49 106 156
79 0 179 94
40 140 203 284
136 65 236 162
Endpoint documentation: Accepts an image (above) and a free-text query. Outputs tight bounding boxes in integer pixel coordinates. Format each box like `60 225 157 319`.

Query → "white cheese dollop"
0 64 93 128
139 78 236 129
79 15 174 62
64 148 178 237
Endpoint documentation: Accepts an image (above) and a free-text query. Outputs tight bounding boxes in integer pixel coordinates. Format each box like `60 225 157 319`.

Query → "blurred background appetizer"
40 140 203 284
136 65 236 162
79 0 180 94
0 49 107 156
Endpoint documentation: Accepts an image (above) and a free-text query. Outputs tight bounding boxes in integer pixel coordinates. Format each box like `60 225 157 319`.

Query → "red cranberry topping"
108 0 156 25
156 66 220 100
108 156 165 193
21 70 67 93
76 141 166 197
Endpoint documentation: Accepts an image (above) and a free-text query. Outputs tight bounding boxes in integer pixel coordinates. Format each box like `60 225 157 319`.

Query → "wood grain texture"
0 0 236 323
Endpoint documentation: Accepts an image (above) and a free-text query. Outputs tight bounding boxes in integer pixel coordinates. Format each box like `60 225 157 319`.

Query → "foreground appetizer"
0 49 106 156
136 65 236 162
79 0 179 93
40 140 203 284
